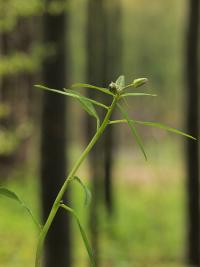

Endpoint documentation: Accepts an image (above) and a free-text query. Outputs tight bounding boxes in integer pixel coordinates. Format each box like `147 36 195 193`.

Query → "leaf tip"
190 136 197 141
34 84 40 88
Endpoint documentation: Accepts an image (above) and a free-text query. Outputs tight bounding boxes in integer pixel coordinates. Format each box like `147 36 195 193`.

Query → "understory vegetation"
0 140 186 267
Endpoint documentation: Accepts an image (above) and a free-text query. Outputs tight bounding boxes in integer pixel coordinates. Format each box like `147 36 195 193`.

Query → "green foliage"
0 122 32 156
0 0 69 32
64 89 100 129
117 103 147 160
134 120 196 140
115 75 125 89
109 120 196 140
61 204 95 267
72 83 114 96
0 129 19 155
132 78 148 88
0 45 51 77
35 85 109 110
0 0 42 32
121 92 157 97
0 104 11 119
0 162 185 267
0 0 68 81
1 74 195 267
74 176 92 206
34 75 195 267
0 187 40 229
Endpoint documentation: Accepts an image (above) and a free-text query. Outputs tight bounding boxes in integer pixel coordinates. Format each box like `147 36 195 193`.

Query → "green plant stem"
35 94 119 267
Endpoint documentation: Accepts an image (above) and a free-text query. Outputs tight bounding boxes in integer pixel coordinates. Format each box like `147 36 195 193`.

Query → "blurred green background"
0 0 198 267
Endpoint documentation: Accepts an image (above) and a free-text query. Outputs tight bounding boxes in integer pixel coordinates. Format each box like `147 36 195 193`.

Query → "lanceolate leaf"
0 187 20 201
0 187 41 229
117 104 147 160
134 121 196 140
115 75 125 88
64 89 100 129
35 85 108 110
109 119 196 140
63 89 108 110
72 83 114 96
60 204 96 267
108 119 128 125
121 93 157 97
74 176 92 206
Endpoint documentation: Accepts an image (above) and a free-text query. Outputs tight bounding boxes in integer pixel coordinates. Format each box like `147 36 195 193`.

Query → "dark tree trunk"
86 0 105 264
40 1 71 267
102 0 122 215
186 0 200 265
0 18 36 176
86 0 122 264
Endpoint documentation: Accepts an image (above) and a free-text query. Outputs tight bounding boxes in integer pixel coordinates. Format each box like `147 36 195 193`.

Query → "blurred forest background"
0 0 199 267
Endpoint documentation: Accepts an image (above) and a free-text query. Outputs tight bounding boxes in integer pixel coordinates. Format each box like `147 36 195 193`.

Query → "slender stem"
35 94 119 267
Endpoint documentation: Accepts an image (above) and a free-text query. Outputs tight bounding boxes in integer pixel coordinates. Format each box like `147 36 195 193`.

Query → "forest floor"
0 137 188 267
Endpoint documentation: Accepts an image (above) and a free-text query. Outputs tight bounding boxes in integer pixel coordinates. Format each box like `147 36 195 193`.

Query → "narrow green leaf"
0 187 21 202
63 88 108 110
134 120 196 140
35 85 109 110
121 93 157 97
61 204 96 267
0 187 41 229
115 75 125 88
72 83 114 96
108 119 127 125
64 89 100 129
74 176 92 206
109 119 196 140
117 104 147 160
35 84 70 97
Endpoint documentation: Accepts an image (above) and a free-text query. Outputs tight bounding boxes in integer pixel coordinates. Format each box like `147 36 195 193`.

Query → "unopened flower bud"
133 78 148 88
109 82 118 94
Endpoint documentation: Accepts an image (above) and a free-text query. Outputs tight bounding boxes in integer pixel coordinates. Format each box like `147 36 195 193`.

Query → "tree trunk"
86 0 122 264
102 0 122 215
40 1 71 267
186 0 200 265
86 0 105 264
0 18 36 177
